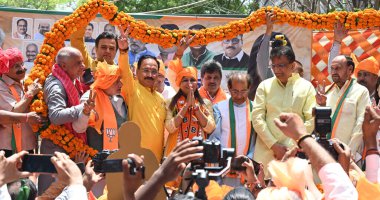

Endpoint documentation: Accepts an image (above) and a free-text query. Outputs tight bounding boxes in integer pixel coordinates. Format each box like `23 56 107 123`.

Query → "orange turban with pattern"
355 56 379 76
167 58 197 87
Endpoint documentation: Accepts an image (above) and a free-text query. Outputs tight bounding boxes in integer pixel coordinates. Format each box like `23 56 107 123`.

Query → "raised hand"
331 138 351 173
363 106 380 149
83 90 96 116
274 112 307 141
74 151 89 163
315 80 327 106
51 152 83 186
27 78 42 97
123 154 145 200
0 151 32 187
117 25 129 50
83 160 105 191
175 32 195 58
334 21 348 43
265 11 276 35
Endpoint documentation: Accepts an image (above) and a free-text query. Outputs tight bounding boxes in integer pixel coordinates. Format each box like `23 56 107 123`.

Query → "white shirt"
55 184 88 200
162 85 176 100
0 185 11 200
318 163 358 200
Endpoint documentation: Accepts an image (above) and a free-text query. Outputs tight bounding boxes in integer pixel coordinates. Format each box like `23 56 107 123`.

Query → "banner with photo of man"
0 7 312 91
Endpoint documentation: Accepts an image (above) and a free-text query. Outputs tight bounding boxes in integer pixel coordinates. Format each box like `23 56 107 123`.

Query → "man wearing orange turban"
74 61 127 152
0 48 42 158
355 56 379 104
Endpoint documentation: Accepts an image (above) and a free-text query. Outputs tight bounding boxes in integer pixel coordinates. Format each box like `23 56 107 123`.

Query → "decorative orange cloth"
355 56 380 76
199 86 227 104
89 61 121 150
257 158 315 200
356 176 380 200
167 58 197 87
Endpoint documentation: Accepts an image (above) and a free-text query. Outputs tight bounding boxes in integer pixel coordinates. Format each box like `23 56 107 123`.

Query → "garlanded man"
40 47 94 194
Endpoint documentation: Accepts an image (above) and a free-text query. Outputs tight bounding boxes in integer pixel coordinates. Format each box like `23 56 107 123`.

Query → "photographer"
274 112 358 199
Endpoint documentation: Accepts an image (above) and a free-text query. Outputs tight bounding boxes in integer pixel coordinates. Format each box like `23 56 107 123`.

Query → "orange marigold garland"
25 0 380 158
25 0 102 158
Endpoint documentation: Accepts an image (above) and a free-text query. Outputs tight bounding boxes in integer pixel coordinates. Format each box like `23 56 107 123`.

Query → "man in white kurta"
210 72 256 187
318 55 370 160
252 46 316 177
211 72 256 157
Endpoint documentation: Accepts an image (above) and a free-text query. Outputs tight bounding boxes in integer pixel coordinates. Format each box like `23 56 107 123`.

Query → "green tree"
111 0 258 15
0 0 72 10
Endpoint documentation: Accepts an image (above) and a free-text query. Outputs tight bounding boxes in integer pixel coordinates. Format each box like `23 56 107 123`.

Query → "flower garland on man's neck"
24 0 380 158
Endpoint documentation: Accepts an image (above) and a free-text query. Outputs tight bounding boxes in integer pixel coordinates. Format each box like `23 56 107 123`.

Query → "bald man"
317 55 370 162
39 47 94 194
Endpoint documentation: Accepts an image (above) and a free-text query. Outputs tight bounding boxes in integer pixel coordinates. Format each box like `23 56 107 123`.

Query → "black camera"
314 107 344 161
190 137 234 170
93 150 137 174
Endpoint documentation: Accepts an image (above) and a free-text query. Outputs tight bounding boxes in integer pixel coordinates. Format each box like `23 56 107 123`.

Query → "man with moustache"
252 46 315 177
25 43 38 62
0 48 42 158
199 60 228 104
176 24 215 73
213 34 250 70
128 37 155 66
118 27 166 162
13 19 31 39
356 56 379 104
316 55 370 160
34 22 50 40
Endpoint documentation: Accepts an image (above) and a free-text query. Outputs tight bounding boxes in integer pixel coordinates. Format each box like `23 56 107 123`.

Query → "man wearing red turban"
0 48 42 157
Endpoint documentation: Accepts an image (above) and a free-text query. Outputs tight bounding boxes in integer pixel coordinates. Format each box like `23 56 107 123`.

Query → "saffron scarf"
89 62 121 150
329 78 355 139
199 86 227 104
52 64 86 143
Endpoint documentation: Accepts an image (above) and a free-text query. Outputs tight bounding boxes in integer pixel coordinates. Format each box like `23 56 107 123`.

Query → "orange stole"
9 85 22 152
199 87 227 104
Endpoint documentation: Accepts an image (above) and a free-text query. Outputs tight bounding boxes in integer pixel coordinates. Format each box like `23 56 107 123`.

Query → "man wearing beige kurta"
252 46 316 177
317 55 370 161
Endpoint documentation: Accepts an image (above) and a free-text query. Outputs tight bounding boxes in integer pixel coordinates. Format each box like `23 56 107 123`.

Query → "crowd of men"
0 12 379 200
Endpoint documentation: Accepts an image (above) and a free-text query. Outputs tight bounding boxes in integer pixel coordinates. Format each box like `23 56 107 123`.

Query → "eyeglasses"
223 38 241 44
230 89 248 95
141 68 158 75
268 63 289 68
